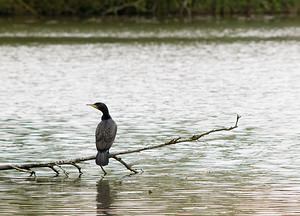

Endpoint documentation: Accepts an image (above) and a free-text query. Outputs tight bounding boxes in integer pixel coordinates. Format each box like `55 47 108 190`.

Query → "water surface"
0 19 300 215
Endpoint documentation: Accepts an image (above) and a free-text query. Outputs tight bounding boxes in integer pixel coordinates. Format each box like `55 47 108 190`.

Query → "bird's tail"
96 150 109 166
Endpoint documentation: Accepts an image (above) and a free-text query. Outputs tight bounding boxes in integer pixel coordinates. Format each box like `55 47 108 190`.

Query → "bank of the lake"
0 0 299 18
0 16 300 45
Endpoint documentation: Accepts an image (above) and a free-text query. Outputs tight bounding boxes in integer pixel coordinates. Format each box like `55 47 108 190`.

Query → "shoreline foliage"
0 0 299 18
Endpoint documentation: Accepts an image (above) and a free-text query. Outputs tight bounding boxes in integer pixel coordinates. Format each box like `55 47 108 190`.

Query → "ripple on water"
0 26 300 215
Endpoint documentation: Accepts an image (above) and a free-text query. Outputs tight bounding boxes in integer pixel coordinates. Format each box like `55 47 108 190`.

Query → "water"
0 18 300 215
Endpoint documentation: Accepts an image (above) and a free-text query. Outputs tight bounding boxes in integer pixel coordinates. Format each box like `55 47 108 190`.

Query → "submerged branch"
0 115 240 176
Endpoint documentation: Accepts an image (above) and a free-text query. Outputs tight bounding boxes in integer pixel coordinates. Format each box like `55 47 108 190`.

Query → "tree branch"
70 162 83 174
0 115 241 176
55 163 69 177
48 165 59 176
111 114 241 156
111 155 139 173
10 165 36 177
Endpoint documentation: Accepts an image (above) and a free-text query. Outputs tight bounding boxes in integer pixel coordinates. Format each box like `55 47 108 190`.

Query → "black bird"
87 102 117 169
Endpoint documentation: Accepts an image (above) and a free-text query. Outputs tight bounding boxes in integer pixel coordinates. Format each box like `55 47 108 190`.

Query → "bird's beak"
87 104 98 109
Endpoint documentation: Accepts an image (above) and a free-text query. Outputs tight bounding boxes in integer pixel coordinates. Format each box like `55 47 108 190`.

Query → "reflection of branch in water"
96 179 116 216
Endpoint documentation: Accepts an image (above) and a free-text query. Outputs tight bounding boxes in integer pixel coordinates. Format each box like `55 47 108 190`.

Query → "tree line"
0 0 299 18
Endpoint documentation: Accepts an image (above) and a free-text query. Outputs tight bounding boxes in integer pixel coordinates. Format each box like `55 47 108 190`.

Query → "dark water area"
0 19 300 215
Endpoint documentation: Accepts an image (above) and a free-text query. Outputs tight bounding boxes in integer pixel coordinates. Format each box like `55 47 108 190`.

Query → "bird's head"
87 102 109 114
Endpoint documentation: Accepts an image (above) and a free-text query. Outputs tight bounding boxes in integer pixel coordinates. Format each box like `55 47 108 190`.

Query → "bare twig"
70 163 83 174
111 155 138 174
15 0 38 16
10 165 36 177
0 115 241 175
112 114 241 156
55 163 69 177
48 166 59 175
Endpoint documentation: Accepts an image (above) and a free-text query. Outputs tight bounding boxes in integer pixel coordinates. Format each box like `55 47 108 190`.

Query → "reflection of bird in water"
96 179 115 216
87 102 117 173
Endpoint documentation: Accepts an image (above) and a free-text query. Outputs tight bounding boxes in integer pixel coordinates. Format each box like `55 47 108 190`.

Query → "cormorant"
87 102 117 169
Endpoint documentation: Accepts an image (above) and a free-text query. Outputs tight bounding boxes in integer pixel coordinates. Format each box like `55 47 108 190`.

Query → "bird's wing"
95 119 117 151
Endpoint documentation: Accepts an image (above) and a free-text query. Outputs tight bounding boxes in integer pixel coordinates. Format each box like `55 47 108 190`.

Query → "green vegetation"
0 0 299 18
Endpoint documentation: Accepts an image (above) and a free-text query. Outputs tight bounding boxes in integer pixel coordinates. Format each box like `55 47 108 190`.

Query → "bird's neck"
101 112 111 120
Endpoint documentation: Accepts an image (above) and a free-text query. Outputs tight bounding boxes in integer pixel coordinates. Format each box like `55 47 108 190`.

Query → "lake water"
0 18 300 215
